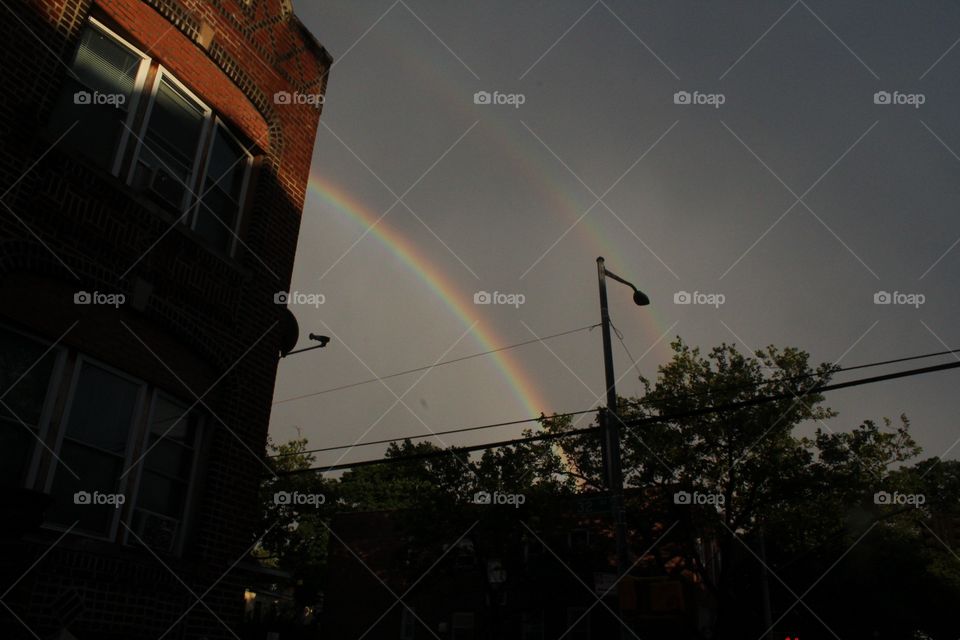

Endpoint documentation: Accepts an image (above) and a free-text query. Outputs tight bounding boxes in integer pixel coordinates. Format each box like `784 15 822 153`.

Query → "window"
0 328 61 486
129 70 211 213
128 71 253 254
48 19 148 174
129 394 201 553
0 328 205 549
46 361 143 536
47 19 255 257
451 613 474 640
191 120 252 254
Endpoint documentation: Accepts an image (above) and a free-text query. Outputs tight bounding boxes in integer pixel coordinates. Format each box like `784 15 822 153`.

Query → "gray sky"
272 0 960 470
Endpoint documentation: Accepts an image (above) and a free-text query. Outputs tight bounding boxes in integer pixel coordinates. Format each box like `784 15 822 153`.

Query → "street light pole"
597 258 630 575
596 256 649 639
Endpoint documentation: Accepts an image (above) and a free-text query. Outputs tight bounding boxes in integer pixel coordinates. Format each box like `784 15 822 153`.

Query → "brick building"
0 0 330 638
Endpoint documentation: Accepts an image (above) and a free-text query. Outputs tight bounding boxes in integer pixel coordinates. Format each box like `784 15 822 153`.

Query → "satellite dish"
278 307 299 357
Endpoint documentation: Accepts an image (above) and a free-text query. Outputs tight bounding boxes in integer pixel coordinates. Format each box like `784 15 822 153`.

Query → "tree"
541 338 940 638
256 436 337 608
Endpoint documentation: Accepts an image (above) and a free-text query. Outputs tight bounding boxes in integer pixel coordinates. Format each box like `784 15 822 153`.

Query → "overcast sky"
272 0 960 471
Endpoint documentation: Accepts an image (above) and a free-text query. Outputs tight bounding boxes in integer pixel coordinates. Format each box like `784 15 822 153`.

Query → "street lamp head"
598 257 651 306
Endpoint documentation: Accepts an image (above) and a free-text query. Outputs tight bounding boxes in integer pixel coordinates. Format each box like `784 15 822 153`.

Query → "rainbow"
306 172 552 419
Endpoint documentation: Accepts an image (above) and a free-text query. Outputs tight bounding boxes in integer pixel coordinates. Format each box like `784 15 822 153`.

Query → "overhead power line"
273 345 960 461
620 345 960 411
269 408 598 458
273 323 600 405
273 355 960 477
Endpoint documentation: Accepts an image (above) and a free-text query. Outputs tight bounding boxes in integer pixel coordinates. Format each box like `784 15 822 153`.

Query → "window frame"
190 116 254 256
71 17 152 177
0 324 67 490
126 65 214 213
124 390 204 555
43 354 147 541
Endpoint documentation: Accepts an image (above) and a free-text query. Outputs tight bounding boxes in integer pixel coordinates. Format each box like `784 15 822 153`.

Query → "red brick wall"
0 1 329 637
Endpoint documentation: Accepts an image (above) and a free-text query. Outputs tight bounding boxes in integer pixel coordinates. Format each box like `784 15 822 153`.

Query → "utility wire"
610 320 645 395
274 345 960 461
273 356 960 476
272 323 600 405
269 408 598 458
620 345 960 411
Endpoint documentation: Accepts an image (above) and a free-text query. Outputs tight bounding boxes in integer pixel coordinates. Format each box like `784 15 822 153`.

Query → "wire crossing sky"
274 0 960 469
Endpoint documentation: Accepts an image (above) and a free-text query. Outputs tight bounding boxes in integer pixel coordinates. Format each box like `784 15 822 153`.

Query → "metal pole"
597 257 631 637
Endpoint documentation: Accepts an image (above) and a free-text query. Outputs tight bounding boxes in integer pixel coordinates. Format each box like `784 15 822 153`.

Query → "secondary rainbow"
307 172 552 420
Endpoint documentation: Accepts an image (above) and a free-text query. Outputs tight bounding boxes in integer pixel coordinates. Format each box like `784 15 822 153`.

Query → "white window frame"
78 18 152 177
124 390 203 554
43 355 147 541
191 116 253 256
0 324 67 489
126 66 213 213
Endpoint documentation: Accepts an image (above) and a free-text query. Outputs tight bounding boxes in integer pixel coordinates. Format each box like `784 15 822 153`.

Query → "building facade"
0 0 329 637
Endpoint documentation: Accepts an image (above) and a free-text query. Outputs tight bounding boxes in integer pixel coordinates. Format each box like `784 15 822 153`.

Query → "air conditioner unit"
134 162 186 211
135 509 179 553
